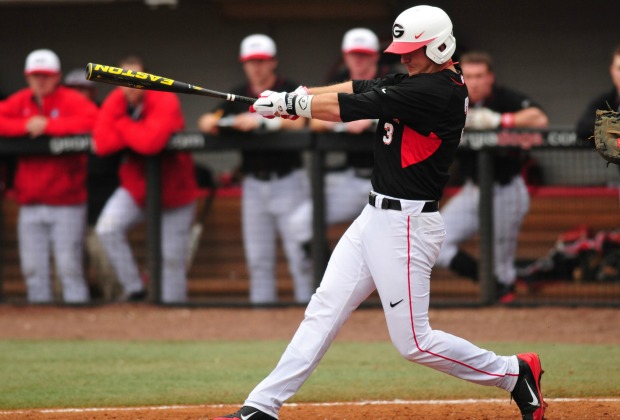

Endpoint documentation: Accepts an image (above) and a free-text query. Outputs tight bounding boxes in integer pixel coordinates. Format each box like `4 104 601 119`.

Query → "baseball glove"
593 109 620 165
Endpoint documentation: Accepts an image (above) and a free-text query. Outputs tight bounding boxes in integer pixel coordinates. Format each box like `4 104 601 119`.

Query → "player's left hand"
293 85 310 96
280 86 310 120
466 108 501 130
250 90 297 119
249 90 278 119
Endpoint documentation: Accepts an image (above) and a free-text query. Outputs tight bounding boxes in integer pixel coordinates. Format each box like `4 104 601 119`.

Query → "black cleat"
213 405 277 420
497 282 516 304
511 353 547 419
116 289 147 303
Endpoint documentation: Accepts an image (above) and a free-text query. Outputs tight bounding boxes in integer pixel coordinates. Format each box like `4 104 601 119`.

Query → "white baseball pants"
95 187 195 303
242 169 313 304
287 168 372 243
18 204 88 303
245 193 519 417
436 177 530 286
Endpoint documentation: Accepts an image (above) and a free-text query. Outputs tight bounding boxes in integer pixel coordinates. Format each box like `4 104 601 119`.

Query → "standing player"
287 28 382 250
0 49 97 303
93 54 198 303
197 34 313 304
435 51 549 303
213 6 546 420
64 68 121 299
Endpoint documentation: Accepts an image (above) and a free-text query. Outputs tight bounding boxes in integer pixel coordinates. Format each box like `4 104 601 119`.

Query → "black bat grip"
228 94 256 105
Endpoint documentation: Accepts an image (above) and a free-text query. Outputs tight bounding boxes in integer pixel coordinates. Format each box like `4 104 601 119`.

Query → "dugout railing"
1 129 619 307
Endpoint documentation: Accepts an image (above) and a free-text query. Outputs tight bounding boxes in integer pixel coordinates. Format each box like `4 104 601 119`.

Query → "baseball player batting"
213 5 546 420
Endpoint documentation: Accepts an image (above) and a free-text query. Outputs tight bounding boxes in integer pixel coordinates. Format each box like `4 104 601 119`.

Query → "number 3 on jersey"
383 122 394 145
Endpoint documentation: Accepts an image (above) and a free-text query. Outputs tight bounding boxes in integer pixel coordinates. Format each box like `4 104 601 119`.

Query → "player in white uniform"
213 6 546 420
287 28 379 249
435 51 549 303
198 35 313 304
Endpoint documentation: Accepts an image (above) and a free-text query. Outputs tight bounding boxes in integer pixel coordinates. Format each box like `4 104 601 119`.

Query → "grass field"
1 340 619 410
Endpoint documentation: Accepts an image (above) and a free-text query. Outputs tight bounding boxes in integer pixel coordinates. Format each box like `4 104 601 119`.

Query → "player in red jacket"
0 49 97 303
92 55 198 303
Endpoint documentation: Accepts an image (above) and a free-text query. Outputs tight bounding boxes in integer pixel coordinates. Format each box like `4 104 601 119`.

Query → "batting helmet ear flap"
425 30 456 65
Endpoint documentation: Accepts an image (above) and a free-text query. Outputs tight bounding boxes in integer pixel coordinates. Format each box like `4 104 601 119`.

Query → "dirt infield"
1 305 619 419
2 305 619 343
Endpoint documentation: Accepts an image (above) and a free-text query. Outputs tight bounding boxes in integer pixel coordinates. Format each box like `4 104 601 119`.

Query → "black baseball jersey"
212 78 302 175
459 85 544 185
328 67 392 170
575 88 620 142
338 68 468 201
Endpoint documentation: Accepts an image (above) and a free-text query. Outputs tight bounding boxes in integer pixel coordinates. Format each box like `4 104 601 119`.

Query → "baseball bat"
186 190 216 271
186 165 219 271
85 63 256 104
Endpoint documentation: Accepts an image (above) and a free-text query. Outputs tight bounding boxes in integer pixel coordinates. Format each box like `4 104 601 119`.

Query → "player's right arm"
197 109 224 135
511 107 548 128
306 74 399 96
252 75 402 122
117 91 185 155
307 81 353 95
0 91 32 137
92 89 127 155
42 89 98 136
198 92 239 135
307 74 406 121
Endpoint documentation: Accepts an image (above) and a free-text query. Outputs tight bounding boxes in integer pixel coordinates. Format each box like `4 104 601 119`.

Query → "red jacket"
93 88 197 209
0 86 97 205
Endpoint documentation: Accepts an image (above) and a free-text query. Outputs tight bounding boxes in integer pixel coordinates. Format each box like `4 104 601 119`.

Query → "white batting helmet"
384 5 456 65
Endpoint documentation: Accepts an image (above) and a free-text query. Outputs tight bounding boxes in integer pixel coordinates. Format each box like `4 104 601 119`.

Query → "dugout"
1 130 619 307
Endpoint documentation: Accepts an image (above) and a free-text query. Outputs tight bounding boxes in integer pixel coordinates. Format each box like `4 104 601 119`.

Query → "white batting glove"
466 108 501 130
250 90 278 119
282 86 310 120
250 90 295 119
250 89 313 119
293 85 310 95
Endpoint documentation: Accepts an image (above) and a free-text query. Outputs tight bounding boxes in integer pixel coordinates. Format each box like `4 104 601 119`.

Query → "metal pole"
310 134 327 288
478 147 495 304
146 154 163 304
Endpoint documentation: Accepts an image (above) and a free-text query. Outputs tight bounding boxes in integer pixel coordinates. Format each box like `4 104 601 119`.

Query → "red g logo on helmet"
392 24 404 38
